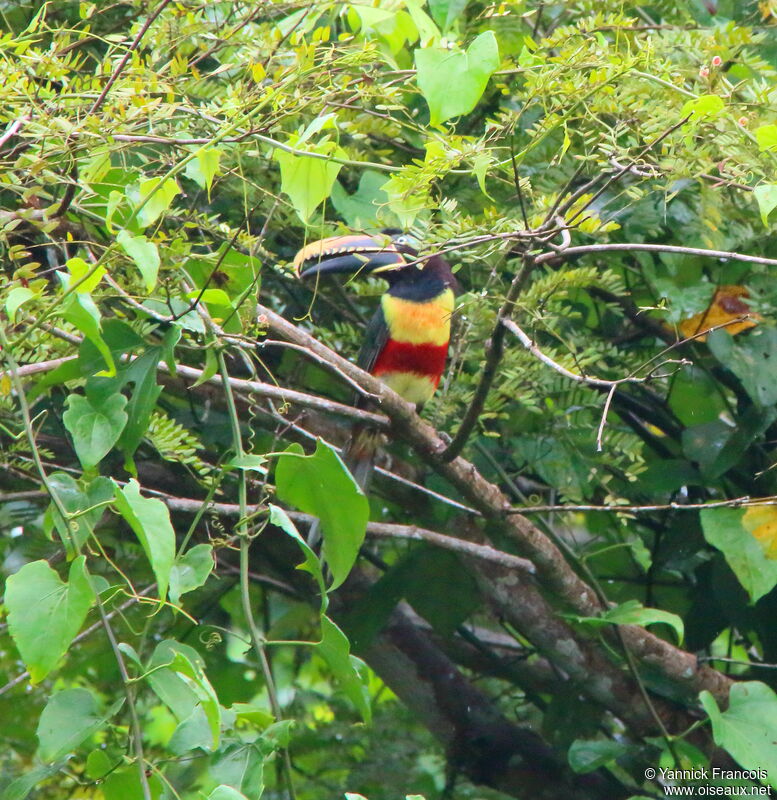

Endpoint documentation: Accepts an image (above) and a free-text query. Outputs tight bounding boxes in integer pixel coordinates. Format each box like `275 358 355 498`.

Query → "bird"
294 229 458 491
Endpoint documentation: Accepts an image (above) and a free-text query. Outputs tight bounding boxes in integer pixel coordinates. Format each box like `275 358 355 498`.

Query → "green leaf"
700 507 777 602
146 640 203 722
186 287 232 307
330 170 397 229
168 705 214 755
207 788 249 800
566 599 684 643
62 293 115 376
5 557 95 683
210 743 265 800
105 189 125 232
0 765 62 800
350 6 418 54
269 504 326 607
754 184 777 226
37 688 121 761
472 151 494 198
228 454 268 473
274 140 344 222
45 473 114 554
347 547 478 648
85 749 115 780
316 615 371 723
427 0 467 30
116 229 161 291
169 544 214 606
166 650 222 749
681 93 725 119
184 146 221 198
5 286 35 321
700 682 777 788
63 391 128 469
404 0 440 45
755 124 777 152
192 345 219 387
101 767 164 800
601 600 684 643
113 479 176 602
708 328 777 407
568 739 629 773
116 345 164 469
382 170 431 228
66 256 105 293
415 31 499 126
127 176 181 228
275 441 369 590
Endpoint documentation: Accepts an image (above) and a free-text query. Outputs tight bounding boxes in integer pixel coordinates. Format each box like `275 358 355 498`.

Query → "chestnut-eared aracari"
294 230 458 490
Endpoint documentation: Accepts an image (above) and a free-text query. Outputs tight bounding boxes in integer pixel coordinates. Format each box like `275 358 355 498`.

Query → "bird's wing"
356 304 389 375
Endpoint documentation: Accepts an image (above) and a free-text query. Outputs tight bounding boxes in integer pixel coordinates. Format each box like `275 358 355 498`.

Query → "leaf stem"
217 350 297 800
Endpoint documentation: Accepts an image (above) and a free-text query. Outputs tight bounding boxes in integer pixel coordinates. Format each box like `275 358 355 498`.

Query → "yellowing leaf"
677 286 760 341
760 0 777 21
743 506 777 559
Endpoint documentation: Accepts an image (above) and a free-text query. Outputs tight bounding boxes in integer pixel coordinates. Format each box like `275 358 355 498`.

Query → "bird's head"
293 230 420 282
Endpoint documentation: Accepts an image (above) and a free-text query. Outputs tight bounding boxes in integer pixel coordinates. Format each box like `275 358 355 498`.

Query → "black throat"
385 256 458 302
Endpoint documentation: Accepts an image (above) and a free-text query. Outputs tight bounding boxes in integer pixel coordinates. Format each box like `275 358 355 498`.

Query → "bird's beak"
293 233 409 279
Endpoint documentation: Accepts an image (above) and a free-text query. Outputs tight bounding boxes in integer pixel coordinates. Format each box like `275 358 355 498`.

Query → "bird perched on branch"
294 230 458 490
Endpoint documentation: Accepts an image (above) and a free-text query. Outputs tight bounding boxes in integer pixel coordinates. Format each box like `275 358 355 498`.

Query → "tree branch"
534 242 777 268
255 303 733 708
440 255 536 461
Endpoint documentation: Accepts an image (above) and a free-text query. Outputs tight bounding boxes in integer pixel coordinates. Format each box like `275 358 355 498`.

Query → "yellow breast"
381 289 454 347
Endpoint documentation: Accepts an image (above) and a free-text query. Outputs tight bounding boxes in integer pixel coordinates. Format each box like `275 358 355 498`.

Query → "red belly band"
372 339 448 385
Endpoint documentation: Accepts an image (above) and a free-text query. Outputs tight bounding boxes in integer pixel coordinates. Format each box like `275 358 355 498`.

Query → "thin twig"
564 116 690 230
94 597 153 800
533 242 777 268
508 496 777 514
502 318 686 388
170 363 388 428
0 116 28 150
88 0 174 116
501 318 689 451
596 384 617 453
440 255 536 461
0 586 155 698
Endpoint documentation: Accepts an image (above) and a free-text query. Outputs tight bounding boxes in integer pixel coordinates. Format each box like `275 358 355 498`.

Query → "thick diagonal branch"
257 302 733 708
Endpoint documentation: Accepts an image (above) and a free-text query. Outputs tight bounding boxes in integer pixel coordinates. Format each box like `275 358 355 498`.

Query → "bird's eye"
393 235 409 245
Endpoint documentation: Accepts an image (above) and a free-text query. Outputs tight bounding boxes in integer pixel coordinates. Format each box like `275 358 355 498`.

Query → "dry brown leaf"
677 285 760 342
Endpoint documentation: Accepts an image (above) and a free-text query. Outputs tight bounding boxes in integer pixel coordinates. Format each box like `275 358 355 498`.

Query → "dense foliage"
3 0 777 798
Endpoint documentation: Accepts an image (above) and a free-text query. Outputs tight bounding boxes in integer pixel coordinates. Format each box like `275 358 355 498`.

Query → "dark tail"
342 423 382 492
